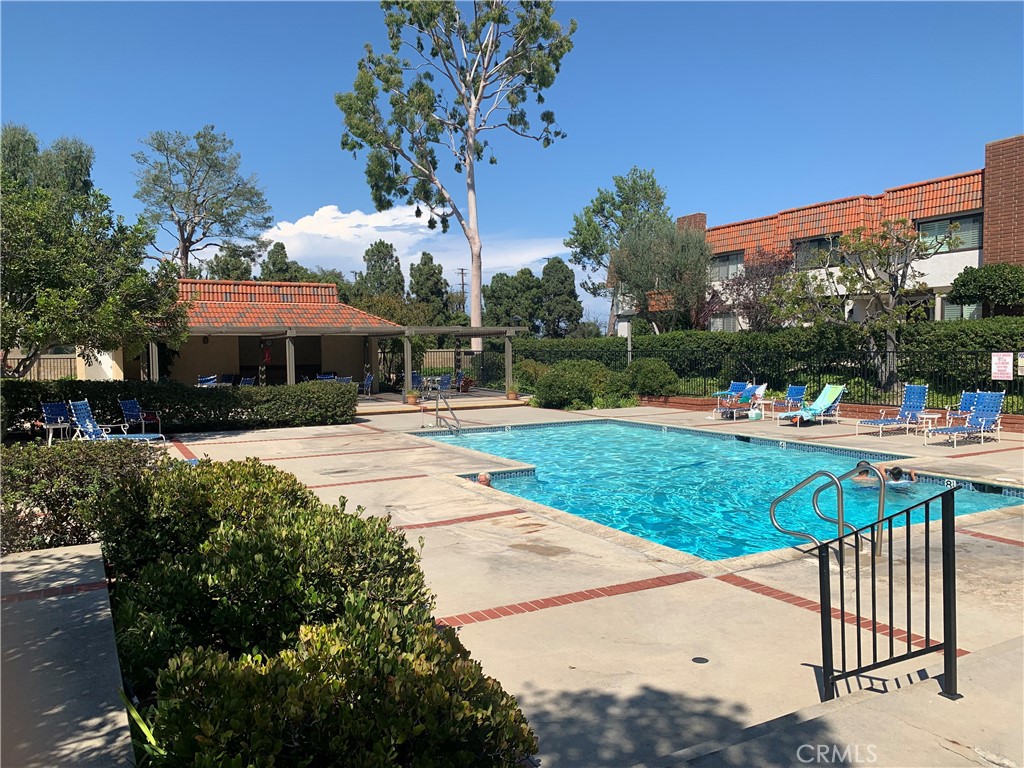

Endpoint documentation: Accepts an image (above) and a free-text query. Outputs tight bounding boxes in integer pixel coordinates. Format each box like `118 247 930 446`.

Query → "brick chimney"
676 212 707 232
982 135 1024 266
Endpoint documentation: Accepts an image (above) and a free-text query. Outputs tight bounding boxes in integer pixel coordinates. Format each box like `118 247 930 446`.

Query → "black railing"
512 347 1024 413
814 488 960 701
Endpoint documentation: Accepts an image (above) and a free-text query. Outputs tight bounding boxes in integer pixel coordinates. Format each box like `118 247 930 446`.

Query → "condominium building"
677 135 1023 331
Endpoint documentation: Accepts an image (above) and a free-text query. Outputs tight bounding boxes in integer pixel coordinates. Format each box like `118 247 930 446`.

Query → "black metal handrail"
814 487 960 701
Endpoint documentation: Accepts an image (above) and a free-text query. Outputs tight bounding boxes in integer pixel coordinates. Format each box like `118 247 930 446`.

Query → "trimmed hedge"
532 360 613 409
0 378 358 433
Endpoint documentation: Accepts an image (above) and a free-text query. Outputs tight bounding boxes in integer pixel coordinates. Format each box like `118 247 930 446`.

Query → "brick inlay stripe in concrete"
716 573 969 657
307 474 429 488
1 581 108 603
398 509 525 530
959 529 1024 547
171 440 197 460
436 571 705 627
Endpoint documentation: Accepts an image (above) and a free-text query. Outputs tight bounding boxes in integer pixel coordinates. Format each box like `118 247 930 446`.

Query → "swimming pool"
425 421 1022 560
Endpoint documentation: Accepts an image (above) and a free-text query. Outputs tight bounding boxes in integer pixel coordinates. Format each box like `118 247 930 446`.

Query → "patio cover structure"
148 279 525 390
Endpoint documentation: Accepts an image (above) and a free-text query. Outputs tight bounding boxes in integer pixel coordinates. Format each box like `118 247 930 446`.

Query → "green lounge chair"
778 384 846 427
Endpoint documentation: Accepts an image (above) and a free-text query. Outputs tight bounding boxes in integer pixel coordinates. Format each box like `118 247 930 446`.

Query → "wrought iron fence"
814 488 960 701
511 347 1024 413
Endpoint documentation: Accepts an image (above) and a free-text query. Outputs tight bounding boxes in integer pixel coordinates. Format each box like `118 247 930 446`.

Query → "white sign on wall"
991 352 1014 381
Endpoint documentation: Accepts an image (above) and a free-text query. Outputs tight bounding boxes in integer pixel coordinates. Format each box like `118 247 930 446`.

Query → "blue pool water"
426 421 1021 560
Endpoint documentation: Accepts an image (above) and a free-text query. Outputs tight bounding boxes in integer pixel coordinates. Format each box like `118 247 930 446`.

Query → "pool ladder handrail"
432 389 461 435
769 465 887 556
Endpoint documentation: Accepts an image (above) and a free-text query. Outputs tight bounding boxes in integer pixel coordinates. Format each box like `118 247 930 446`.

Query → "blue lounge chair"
410 372 424 390
926 391 1004 448
39 401 73 445
119 398 162 434
778 384 846 427
712 381 749 400
714 383 761 419
946 390 978 425
764 384 807 417
337 376 353 384
69 399 166 442
316 373 337 381
855 384 929 437
454 370 466 394
358 373 374 399
239 376 256 386
197 374 218 387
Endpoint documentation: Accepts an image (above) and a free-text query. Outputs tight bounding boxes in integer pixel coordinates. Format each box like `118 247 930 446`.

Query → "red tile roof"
705 170 983 255
178 279 400 332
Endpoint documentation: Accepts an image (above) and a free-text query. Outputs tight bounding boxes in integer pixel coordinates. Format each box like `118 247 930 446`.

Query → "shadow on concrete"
1 591 133 768
515 683 843 768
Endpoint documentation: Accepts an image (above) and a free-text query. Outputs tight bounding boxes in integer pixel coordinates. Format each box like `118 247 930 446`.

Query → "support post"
403 334 413 392
147 341 159 382
818 544 835 701
285 332 296 386
504 334 513 393
940 489 961 699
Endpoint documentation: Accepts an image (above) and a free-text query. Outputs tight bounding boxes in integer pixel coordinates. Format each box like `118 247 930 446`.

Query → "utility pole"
455 268 468 313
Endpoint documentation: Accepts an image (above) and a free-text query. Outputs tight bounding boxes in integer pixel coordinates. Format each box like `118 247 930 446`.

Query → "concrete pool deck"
168 404 1024 767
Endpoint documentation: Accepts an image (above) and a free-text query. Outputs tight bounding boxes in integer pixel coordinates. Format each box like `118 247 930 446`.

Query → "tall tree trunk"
465 133 484 351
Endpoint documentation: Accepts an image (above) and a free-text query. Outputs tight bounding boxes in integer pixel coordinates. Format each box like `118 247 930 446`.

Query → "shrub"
147 608 536 767
96 458 324 578
623 358 679 396
511 359 550 389
0 441 166 555
532 360 611 409
114 499 430 693
0 378 358 434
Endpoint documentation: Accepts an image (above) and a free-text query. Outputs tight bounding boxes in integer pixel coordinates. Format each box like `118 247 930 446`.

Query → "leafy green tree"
568 320 603 338
259 241 315 283
1 128 188 377
206 241 269 281
133 125 273 277
1 124 94 195
613 219 713 332
538 257 582 337
946 264 1024 317
408 251 450 325
771 218 955 386
335 1 577 345
353 239 404 299
564 167 672 332
309 267 355 304
483 269 543 335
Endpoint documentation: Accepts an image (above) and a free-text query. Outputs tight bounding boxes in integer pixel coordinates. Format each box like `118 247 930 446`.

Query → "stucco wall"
171 336 240 384
322 336 365 380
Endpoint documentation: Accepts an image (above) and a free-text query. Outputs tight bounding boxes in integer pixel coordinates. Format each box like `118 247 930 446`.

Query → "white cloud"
263 203 610 326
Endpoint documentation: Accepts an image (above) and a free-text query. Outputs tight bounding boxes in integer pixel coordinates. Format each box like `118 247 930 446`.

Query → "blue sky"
3 1 1022 322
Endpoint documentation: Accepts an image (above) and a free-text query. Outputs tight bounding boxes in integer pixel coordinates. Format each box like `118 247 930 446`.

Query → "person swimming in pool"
852 461 917 486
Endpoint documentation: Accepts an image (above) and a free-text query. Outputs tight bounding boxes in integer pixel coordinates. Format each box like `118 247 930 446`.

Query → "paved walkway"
167 405 1024 768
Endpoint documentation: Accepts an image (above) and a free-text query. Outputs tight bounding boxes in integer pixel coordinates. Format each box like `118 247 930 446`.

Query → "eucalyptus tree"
133 125 273 277
564 167 672 333
335 1 577 348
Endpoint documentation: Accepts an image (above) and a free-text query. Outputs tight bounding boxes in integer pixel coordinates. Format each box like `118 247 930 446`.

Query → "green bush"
532 360 611 409
0 378 358 434
147 609 536 767
0 441 167 555
114 498 430 693
623 358 680 396
511 359 550 389
96 458 324 578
